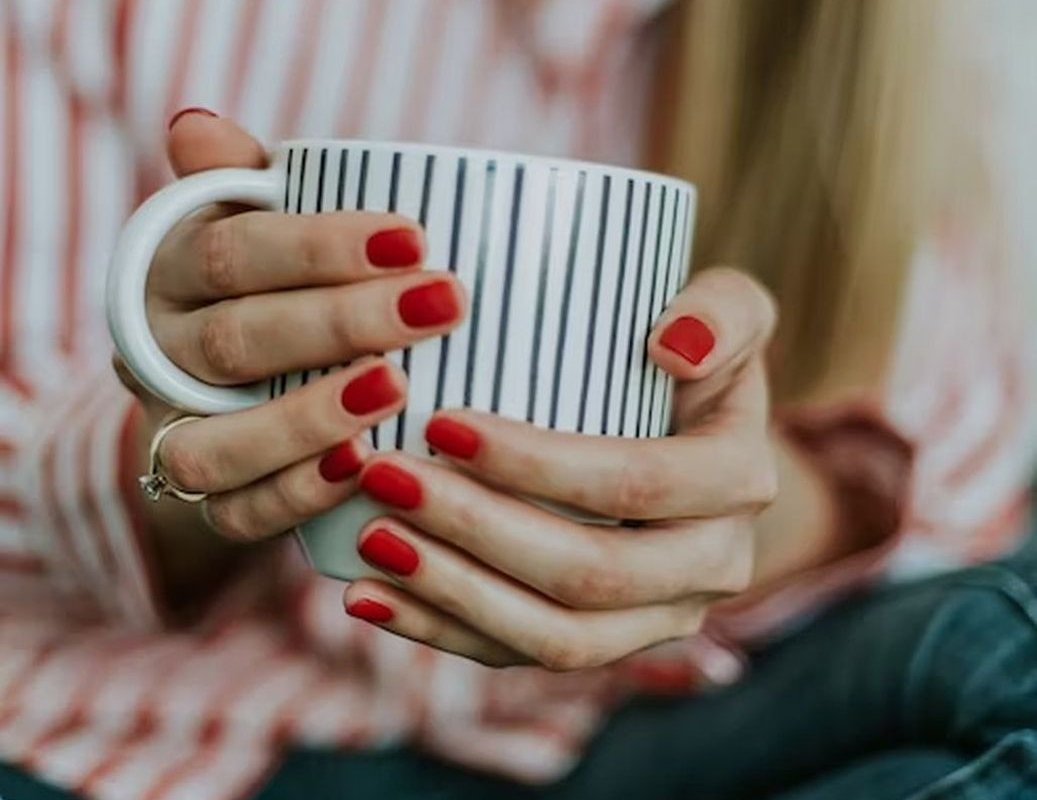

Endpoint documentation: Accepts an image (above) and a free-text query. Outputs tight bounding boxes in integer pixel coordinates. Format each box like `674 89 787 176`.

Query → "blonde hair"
653 0 984 403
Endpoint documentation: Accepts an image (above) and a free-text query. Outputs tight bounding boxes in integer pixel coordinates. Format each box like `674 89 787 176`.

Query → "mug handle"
106 165 282 414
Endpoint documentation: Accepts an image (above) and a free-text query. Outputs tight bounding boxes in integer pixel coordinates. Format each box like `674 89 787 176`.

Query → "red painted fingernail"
659 316 715 365
346 597 395 623
359 528 419 576
318 441 364 482
167 106 218 130
360 462 423 510
398 280 460 328
425 417 481 460
366 228 422 268
341 365 400 416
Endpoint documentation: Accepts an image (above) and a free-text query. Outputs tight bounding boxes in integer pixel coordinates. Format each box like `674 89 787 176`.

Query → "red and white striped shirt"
1 2 1033 798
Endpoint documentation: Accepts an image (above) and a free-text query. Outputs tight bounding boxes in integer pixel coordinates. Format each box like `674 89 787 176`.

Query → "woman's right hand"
114 110 466 609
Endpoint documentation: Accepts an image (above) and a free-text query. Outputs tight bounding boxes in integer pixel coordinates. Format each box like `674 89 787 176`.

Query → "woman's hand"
343 267 780 670
114 112 465 608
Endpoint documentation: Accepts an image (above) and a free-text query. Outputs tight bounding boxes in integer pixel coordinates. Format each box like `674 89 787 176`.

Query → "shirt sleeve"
708 404 917 645
8 368 165 629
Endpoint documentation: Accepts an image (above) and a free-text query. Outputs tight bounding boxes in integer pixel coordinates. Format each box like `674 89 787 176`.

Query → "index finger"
150 210 426 302
423 410 777 521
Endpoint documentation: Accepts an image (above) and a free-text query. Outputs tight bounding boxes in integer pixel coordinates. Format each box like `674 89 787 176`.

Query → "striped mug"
107 140 696 580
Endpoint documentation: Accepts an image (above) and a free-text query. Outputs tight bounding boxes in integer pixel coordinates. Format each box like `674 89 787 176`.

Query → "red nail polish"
425 417 481 460
360 462 423 510
366 228 422 268
167 106 218 130
318 441 364 482
346 597 395 623
398 281 460 328
659 316 715 365
341 366 400 416
358 528 419 576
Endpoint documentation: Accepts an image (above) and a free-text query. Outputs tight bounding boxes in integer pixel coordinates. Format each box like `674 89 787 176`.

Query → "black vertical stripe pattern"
656 192 678 435
548 171 587 429
576 175 611 432
371 152 402 450
283 149 294 212
619 182 652 436
417 155 436 225
665 192 692 432
635 186 667 436
279 157 296 394
648 191 681 436
270 145 692 448
527 169 557 423
491 165 525 412
274 149 296 400
315 148 328 212
356 150 369 210
463 161 497 407
388 151 401 211
294 149 308 214
433 158 467 413
296 148 330 389
397 154 436 450
335 148 348 210
600 178 634 434
354 149 376 446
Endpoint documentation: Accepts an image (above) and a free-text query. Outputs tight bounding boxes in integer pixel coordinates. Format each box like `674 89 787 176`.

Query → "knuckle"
159 436 215 492
204 499 259 542
609 455 668 519
198 220 242 295
551 548 629 608
326 293 363 351
534 631 605 672
271 466 325 520
198 308 250 380
298 218 339 278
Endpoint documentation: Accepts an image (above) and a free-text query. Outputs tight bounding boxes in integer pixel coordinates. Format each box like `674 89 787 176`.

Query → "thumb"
166 108 268 177
647 266 776 383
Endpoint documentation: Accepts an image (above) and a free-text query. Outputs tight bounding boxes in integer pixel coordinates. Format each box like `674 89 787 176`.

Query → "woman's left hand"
344 267 778 670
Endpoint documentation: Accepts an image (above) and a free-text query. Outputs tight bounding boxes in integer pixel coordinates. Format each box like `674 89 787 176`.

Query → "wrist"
750 431 841 587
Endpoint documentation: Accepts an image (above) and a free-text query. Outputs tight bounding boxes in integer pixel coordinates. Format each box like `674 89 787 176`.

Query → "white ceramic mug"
107 140 696 580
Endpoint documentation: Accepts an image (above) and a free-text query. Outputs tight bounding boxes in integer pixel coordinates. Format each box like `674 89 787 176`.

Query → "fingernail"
660 316 715 365
341 365 400 416
358 528 420 576
425 417 481 460
318 441 364 482
398 280 460 328
360 462 423 510
346 597 395 623
366 227 423 268
167 106 218 130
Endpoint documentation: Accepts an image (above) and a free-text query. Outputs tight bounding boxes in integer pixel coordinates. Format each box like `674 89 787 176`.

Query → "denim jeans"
4 536 1036 800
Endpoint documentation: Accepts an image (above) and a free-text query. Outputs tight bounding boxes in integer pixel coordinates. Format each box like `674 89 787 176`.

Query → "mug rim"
280 138 697 196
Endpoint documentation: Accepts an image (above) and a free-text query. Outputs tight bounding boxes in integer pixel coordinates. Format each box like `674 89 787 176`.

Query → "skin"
120 114 838 663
